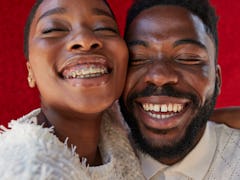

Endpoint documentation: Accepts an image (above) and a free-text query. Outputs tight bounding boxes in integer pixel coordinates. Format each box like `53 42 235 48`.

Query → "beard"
119 82 219 162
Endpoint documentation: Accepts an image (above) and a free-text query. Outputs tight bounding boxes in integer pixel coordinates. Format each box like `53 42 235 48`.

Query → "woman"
0 0 239 179
0 0 145 179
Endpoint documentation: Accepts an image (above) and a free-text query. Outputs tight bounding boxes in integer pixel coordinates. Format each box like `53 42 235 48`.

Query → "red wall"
0 0 239 126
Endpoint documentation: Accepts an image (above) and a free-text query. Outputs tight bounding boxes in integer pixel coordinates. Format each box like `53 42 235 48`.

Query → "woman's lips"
59 55 113 87
62 64 109 79
59 54 111 72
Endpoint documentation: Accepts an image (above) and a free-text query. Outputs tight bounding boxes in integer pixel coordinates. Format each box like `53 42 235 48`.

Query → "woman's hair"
23 0 114 59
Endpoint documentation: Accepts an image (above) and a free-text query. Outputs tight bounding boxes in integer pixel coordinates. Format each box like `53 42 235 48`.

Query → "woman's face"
27 0 128 114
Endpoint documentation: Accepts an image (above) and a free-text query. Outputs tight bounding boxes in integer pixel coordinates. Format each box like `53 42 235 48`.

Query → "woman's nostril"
72 44 81 49
69 39 102 51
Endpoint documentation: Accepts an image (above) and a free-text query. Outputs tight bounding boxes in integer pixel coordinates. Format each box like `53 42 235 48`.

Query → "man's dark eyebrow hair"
173 39 207 49
92 8 114 19
37 7 66 23
127 40 148 48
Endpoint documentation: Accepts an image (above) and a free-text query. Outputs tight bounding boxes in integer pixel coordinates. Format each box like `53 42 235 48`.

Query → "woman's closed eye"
40 26 69 39
94 27 119 36
42 27 68 34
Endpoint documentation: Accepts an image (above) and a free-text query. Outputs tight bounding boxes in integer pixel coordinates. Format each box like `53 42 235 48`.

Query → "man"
119 0 240 179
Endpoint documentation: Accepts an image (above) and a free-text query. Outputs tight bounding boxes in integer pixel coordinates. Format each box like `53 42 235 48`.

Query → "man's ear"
26 61 36 88
216 64 222 95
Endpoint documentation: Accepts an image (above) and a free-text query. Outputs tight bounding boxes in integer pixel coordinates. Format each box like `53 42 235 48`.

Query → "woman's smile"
59 54 113 87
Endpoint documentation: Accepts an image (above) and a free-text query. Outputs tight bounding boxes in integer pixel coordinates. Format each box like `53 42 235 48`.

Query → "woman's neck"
37 109 103 166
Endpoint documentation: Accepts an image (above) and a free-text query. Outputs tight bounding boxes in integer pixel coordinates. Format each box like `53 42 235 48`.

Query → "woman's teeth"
64 66 108 79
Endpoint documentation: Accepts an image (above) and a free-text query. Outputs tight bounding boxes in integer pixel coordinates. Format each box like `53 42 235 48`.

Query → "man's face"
121 5 221 164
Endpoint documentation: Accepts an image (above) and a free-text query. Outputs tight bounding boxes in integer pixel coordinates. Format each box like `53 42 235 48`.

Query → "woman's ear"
26 61 36 88
216 64 222 95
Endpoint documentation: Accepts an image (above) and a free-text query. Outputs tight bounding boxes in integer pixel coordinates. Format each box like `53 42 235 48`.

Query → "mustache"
128 84 198 104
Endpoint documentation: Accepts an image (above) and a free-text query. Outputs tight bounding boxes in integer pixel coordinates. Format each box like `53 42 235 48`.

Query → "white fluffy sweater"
0 109 145 180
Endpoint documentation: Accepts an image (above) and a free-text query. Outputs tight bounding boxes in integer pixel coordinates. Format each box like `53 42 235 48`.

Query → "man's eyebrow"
37 7 66 23
173 39 207 50
92 8 115 19
127 40 148 48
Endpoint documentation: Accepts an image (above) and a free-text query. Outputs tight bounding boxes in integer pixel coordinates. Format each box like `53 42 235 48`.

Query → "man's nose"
144 61 178 87
66 30 103 52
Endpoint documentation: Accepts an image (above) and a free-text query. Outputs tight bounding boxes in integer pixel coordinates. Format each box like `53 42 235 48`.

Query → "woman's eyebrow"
37 7 114 23
92 8 115 20
37 7 66 23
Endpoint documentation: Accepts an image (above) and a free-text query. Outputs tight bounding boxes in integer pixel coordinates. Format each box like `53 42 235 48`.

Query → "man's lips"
142 103 184 119
135 96 190 129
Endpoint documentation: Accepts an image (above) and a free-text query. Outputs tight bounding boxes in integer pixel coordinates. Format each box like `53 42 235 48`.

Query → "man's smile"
142 103 184 119
135 96 190 129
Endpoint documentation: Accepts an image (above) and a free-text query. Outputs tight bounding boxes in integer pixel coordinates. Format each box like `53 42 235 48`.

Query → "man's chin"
129 107 213 163
120 82 219 163
121 99 217 162
138 123 187 148
128 112 207 164
130 120 193 161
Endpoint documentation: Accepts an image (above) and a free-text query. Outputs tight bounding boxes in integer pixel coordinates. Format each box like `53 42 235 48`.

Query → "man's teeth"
65 67 108 79
142 103 184 113
142 103 184 120
148 112 176 119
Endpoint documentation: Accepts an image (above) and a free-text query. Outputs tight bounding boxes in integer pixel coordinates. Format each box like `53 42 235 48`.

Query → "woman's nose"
66 30 103 52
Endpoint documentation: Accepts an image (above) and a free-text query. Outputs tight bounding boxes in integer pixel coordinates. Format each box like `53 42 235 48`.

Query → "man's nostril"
91 43 99 49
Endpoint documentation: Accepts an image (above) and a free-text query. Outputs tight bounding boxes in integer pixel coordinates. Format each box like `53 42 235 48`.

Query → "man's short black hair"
23 0 114 59
125 0 219 59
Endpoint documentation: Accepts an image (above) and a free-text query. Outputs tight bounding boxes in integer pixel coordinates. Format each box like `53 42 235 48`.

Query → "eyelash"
129 57 204 66
175 58 204 65
42 27 118 35
94 27 118 33
42 28 66 34
129 58 151 66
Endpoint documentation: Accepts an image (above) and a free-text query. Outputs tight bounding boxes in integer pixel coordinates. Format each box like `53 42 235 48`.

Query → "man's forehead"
126 6 208 45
